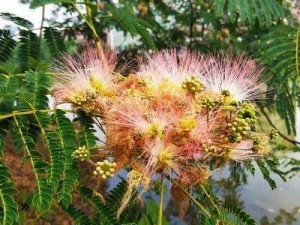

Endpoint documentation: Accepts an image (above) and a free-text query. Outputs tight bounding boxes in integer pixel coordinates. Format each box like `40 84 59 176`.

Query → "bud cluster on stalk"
270 128 279 141
72 146 89 161
227 118 252 142
72 89 97 106
201 97 219 110
182 76 204 94
93 160 117 179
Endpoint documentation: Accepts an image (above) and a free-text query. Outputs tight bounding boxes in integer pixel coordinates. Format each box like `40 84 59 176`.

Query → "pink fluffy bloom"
137 49 204 92
52 47 118 104
104 98 177 149
143 139 184 177
200 53 265 102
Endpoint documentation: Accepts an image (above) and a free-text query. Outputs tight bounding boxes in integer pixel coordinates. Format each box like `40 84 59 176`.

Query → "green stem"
296 28 299 79
72 1 108 67
170 178 211 218
258 105 300 145
199 185 220 214
39 6 45 45
158 174 165 225
0 109 73 120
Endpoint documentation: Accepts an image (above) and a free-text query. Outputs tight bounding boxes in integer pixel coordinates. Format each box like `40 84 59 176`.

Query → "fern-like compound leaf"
0 30 16 63
0 163 18 225
44 27 66 57
55 110 78 207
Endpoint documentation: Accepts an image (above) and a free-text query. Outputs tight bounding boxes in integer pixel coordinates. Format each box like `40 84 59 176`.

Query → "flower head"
137 49 204 98
52 47 118 111
200 53 265 102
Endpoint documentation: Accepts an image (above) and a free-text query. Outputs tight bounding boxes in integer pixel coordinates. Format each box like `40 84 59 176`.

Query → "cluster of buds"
72 89 97 106
237 103 256 120
72 146 89 161
228 118 252 142
182 76 204 94
251 136 268 154
201 97 219 110
252 137 262 145
270 128 279 141
93 160 117 179
81 105 95 113
221 89 231 97
201 142 218 154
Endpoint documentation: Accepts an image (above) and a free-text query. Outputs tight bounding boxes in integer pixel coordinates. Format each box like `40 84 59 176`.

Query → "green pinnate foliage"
204 201 256 225
138 199 169 225
59 203 94 225
0 163 18 225
30 0 73 8
34 111 67 191
214 0 284 27
55 110 78 207
77 185 119 225
12 115 53 212
76 111 99 148
256 159 277 190
0 75 19 114
106 179 140 223
0 13 33 29
44 27 66 57
0 121 8 158
256 26 299 134
44 130 66 189
0 30 16 63
18 70 50 110
105 4 156 49
18 30 40 71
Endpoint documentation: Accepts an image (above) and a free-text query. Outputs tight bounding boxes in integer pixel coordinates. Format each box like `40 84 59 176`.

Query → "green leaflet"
76 111 99 148
0 13 33 29
77 186 118 225
18 30 40 72
256 26 299 134
0 30 16 63
30 0 73 9
256 159 277 190
18 70 50 110
12 115 53 212
105 4 156 49
44 27 66 57
59 202 94 225
34 112 66 190
106 179 140 223
55 110 78 207
213 0 284 27
0 163 18 225
204 201 256 225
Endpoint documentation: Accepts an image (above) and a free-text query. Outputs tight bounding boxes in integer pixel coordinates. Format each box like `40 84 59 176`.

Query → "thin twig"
167 176 211 218
259 105 300 145
39 6 45 44
72 1 108 68
0 109 73 120
199 184 220 214
157 174 165 225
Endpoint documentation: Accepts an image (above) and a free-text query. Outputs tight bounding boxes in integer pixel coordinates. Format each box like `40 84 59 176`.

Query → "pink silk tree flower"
137 49 205 97
52 47 118 110
200 53 266 102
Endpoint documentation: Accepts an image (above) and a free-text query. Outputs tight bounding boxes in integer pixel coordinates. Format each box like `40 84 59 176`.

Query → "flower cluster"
53 48 271 215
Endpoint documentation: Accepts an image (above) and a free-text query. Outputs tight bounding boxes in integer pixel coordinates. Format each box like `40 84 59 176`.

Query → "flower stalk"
72 1 108 67
158 174 165 225
170 178 211 218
